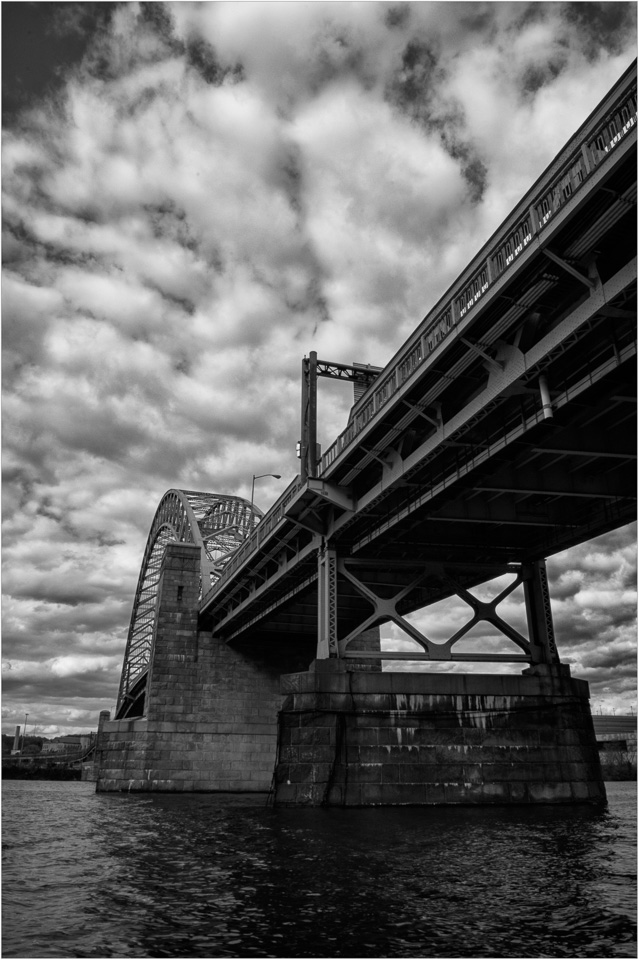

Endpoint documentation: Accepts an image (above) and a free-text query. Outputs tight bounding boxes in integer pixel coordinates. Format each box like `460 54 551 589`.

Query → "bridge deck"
200 63 636 651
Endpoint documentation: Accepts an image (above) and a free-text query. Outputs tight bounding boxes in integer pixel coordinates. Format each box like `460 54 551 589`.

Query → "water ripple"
2 782 636 957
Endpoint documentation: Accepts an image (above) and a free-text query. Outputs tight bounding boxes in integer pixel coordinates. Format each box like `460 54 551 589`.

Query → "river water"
2 780 636 958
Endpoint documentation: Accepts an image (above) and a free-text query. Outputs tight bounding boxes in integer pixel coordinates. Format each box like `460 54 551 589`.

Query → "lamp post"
250 474 281 527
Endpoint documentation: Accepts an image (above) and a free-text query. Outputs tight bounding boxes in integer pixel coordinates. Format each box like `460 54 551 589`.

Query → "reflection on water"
2 781 636 958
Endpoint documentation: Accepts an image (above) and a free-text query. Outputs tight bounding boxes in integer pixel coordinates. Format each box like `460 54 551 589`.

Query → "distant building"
40 742 67 755
593 715 637 748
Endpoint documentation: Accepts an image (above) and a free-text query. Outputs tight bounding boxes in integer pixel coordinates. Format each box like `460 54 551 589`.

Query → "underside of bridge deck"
201 129 636 658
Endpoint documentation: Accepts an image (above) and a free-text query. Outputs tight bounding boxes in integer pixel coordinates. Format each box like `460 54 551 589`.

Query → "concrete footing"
273 663 606 806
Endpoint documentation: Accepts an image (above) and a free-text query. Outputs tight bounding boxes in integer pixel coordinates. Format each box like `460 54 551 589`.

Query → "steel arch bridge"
113 61 637 723
115 489 259 718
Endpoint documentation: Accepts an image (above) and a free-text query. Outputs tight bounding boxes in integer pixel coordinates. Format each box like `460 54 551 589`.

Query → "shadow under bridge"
199 61 636 669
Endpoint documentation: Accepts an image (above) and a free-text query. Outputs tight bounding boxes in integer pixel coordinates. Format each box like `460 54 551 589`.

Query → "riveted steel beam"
522 560 559 663
317 541 339 658
334 560 537 663
542 248 595 288
346 260 636 553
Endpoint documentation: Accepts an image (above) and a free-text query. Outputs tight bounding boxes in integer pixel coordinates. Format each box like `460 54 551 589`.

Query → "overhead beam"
542 248 595 288
471 464 636 500
431 513 563 528
473 485 634 500
342 651 529 662
316 359 383 384
459 337 504 372
532 434 636 459
306 479 354 512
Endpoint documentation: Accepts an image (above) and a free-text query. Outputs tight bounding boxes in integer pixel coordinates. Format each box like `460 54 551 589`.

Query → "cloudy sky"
2 1 636 736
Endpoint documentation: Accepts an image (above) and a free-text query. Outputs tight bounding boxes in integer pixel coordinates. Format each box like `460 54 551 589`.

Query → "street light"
250 474 281 528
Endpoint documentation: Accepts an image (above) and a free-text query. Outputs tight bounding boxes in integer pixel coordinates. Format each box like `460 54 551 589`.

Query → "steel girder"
335 558 558 665
202 253 635 645
115 489 257 717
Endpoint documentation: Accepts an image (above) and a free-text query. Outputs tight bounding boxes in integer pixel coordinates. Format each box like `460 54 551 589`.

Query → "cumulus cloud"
2 2 636 733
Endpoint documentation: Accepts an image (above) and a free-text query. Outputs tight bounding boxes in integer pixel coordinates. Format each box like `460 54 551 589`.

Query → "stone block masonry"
96 542 605 804
273 663 606 806
96 542 314 792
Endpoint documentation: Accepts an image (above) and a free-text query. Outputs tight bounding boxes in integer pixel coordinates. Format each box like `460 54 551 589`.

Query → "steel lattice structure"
116 489 258 717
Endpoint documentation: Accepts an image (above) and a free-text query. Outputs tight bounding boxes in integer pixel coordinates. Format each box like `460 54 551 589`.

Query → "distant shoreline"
2 764 81 781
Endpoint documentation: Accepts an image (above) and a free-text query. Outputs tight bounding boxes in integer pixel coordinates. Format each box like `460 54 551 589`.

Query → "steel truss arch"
115 489 259 718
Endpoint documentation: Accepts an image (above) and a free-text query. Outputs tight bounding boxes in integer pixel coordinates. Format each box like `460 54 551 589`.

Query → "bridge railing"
200 475 305 605
320 67 636 474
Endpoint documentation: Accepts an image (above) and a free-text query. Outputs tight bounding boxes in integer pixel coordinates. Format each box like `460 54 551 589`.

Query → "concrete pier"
273 663 605 806
95 543 605 804
96 543 313 792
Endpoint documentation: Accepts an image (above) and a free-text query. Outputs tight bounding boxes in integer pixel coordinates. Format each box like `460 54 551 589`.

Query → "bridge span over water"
98 62 636 806
118 59 635 716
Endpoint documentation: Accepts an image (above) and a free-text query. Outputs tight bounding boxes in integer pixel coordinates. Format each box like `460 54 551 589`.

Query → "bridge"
96 61 636 806
3 741 97 777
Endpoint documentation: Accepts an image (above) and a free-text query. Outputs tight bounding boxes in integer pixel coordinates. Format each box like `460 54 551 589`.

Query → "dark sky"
2 2 113 121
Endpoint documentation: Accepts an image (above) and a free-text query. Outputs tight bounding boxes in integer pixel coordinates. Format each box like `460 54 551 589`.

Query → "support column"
300 351 318 480
317 541 338 659
523 559 559 664
145 542 201 722
96 541 315 792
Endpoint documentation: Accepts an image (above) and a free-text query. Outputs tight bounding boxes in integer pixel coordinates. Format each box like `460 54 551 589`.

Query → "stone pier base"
95 542 314 792
273 663 606 806
95 713 278 792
